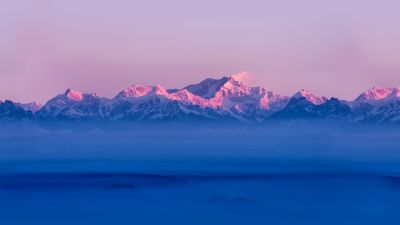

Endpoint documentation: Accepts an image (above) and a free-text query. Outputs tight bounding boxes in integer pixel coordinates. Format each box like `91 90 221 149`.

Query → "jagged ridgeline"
1 76 400 124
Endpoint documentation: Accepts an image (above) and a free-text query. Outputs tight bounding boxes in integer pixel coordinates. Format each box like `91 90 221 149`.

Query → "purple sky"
1 0 399 103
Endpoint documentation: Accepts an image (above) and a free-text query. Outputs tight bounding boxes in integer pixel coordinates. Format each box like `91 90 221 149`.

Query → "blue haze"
1 124 400 224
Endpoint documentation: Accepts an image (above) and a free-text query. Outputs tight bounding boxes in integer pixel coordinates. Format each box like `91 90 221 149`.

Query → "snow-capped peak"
169 89 213 108
5 74 400 123
65 89 84 101
183 77 231 99
181 74 249 100
356 87 400 101
293 89 327 105
172 74 273 113
118 84 168 98
219 76 246 90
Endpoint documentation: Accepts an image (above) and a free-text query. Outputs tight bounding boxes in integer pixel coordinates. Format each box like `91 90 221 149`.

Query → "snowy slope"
2 76 399 124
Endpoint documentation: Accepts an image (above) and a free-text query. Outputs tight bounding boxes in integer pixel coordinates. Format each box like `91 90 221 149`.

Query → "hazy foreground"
1 123 400 225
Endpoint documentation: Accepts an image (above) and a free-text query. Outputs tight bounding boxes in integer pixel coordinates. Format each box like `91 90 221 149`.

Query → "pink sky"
0 0 399 103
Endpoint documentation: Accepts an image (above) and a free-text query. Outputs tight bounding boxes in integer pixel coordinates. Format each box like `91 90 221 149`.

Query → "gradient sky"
0 0 399 103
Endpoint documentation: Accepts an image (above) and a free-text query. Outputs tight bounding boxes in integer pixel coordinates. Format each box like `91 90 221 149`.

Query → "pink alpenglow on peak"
205 76 269 111
7 73 400 123
118 85 169 98
116 84 214 108
36 88 105 119
174 75 270 112
183 77 232 100
114 75 271 114
169 90 213 108
65 89 84 102
293 89 327 105
259 92 270 110
356 87 400 101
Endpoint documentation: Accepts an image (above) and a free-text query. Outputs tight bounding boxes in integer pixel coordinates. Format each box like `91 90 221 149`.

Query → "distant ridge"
1 75 399 124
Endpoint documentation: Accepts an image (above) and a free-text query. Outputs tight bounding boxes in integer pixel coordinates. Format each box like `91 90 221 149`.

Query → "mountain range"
1 75 399 124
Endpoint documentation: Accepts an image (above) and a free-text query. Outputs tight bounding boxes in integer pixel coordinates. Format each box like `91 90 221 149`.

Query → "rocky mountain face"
1 76 399 124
